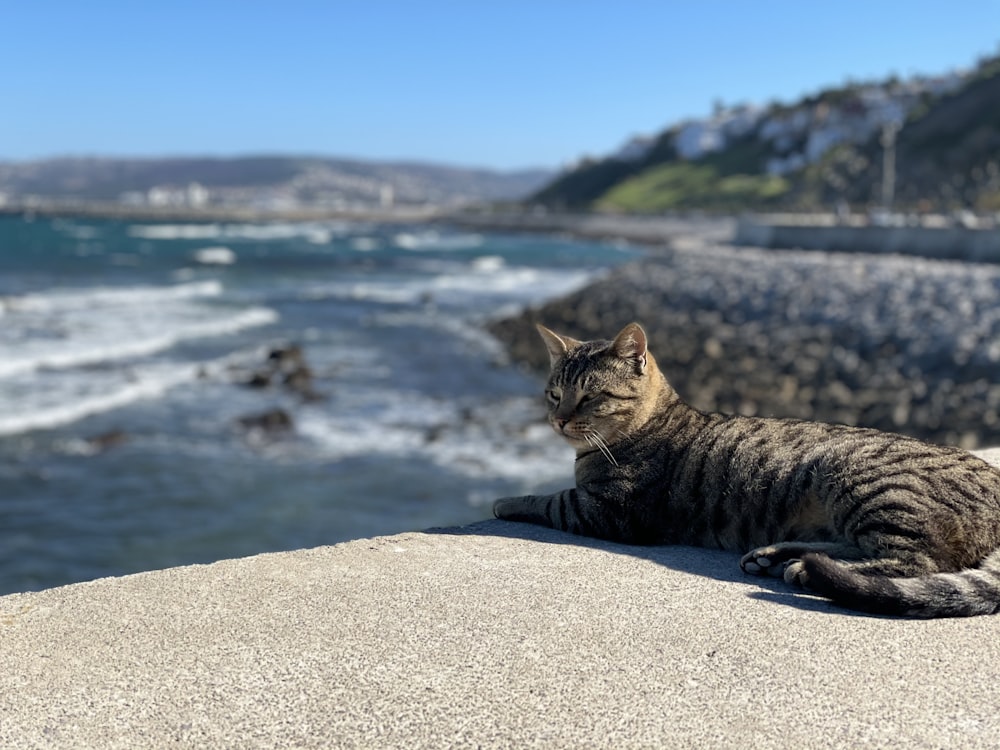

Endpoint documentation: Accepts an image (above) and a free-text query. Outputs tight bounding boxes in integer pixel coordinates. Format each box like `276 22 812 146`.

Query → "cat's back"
605 407 1000 548
668 409 999 488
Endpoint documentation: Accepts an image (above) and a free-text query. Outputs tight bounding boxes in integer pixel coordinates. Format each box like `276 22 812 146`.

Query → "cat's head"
536 322 665 456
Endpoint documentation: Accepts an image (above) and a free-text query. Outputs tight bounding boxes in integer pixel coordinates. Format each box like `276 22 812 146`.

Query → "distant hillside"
0 156 552 210
532 53 1000 214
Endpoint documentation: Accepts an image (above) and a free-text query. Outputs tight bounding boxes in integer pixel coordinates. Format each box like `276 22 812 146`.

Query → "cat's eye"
579 393 600 405
545 389 561 404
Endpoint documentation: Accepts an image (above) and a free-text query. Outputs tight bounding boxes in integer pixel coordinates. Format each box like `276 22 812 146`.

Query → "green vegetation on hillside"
597 163 788 212
531 158 639 210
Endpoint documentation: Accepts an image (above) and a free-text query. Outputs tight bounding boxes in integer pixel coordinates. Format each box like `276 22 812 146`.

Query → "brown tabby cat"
493 322 1000 618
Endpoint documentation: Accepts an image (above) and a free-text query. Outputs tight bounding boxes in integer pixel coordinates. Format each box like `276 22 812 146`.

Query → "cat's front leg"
493 489 575 530
493 487 616 540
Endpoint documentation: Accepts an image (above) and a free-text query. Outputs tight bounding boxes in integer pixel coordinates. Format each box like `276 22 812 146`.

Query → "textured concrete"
5 458 1000 748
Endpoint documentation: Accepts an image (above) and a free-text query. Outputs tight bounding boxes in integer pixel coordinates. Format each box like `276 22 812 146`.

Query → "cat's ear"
536 324 581 366
612 322 648 373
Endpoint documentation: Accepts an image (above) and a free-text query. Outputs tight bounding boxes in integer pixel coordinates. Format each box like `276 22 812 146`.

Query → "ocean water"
0 215 640 594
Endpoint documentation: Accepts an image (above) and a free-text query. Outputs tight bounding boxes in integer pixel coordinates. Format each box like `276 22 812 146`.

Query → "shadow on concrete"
427 518 851 617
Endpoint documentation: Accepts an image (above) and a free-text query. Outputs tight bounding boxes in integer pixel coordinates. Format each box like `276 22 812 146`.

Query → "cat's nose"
555 418 569 431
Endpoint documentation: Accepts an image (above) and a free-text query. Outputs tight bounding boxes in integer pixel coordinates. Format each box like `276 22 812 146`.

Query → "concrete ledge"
5 454 1000 747
736 214 1000 262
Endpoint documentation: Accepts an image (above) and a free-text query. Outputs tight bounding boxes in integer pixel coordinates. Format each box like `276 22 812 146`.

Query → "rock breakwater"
490 242 1000 448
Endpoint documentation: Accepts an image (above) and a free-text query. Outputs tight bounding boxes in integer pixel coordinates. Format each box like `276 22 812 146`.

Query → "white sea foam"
0 368 192 437
302 261 596 310
0 306 277 380
0 352 249 438
5 280 223 313
0 280 276 380
128 221 354 242
296 393 574 485
305 229 333 245
393 231 483 251
470 255 505 273
350 237 381 252
193 247 237 265
129 224 224 240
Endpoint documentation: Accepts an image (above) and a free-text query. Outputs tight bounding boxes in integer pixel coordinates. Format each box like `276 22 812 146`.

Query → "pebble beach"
489 231 1000 448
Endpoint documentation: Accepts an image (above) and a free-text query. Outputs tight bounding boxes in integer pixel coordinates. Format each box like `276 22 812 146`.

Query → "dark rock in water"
268 344 306 371
244 372 273 388
237 408 294 433
84 429 129 453
283 367 322 400
239 344 325 400
424 424 448 443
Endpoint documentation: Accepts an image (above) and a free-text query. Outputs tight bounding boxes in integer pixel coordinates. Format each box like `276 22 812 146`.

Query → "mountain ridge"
0 154 552 210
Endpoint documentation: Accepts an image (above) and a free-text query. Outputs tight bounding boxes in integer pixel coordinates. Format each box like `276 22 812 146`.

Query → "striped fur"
493 322 1000 618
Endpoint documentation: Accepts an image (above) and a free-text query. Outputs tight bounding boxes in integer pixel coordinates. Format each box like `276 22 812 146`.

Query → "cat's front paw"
492 497 520 519
741 552 782 577
492 495 553 528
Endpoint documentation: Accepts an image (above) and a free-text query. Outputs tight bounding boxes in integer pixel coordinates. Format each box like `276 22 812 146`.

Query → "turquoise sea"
0 215 639 594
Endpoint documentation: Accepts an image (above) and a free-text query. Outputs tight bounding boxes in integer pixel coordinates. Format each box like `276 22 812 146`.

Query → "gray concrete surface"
5 457 1000 748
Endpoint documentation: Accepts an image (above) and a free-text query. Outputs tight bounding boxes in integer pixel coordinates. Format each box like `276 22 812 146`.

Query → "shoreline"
11 201 998 267
0 200 444 224
1 200 736 249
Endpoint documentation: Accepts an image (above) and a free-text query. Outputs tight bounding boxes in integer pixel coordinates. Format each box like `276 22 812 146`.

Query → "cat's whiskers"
584 428 619 467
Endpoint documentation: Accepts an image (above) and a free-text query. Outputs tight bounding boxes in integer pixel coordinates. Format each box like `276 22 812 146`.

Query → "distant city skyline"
4 1 999 170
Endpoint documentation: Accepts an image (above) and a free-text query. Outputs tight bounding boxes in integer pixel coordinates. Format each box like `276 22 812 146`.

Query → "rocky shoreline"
10 203 1000 447
489 239 1000 449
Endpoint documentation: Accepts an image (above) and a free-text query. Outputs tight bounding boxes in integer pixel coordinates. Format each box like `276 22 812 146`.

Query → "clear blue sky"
4 1 999 170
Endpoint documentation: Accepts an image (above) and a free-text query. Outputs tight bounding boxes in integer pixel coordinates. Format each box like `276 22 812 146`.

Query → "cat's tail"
801 549 1000 618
